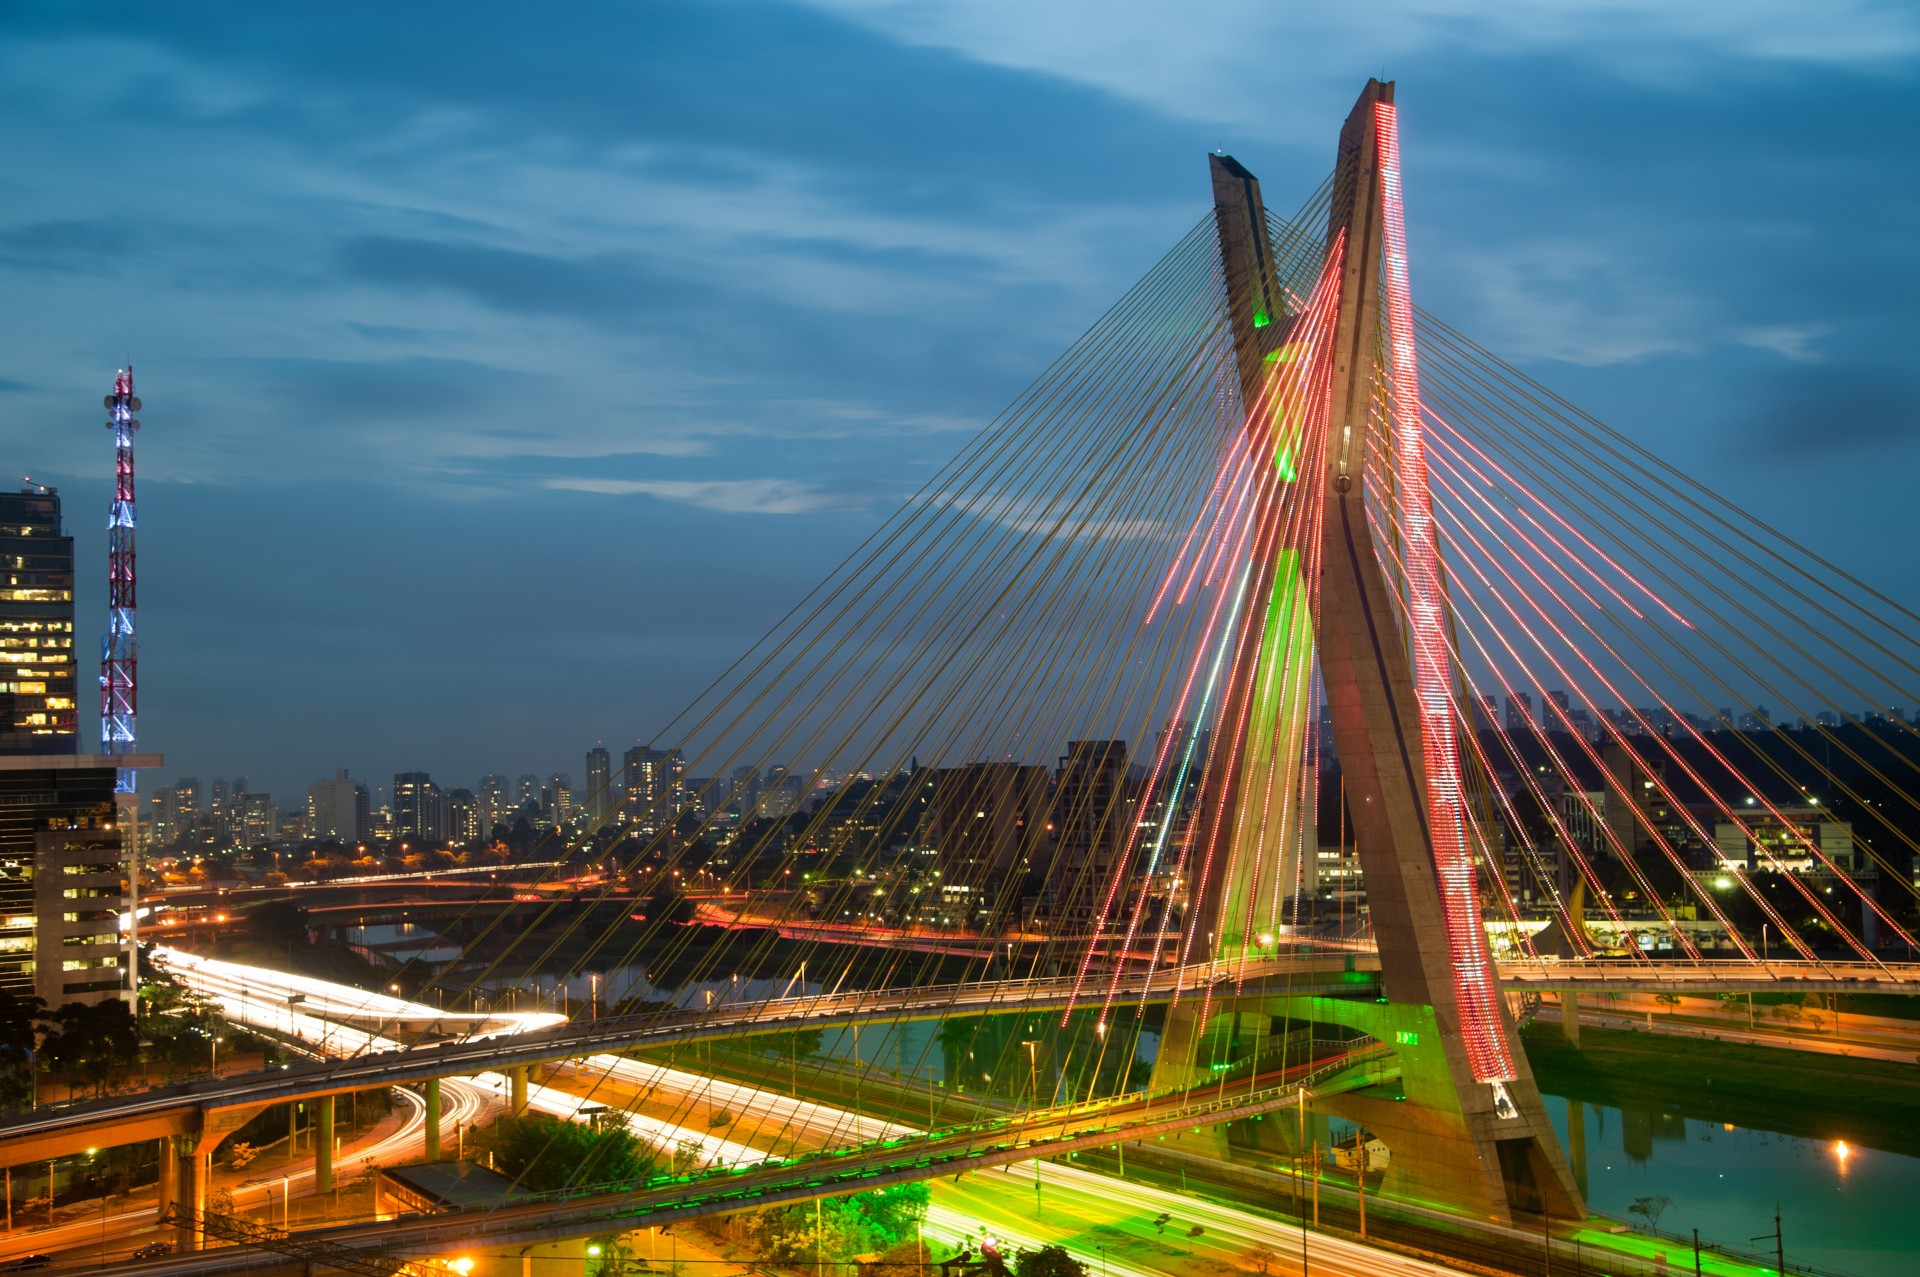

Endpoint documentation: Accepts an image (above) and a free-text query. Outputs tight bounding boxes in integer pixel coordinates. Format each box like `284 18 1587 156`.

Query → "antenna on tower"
102 366 140 793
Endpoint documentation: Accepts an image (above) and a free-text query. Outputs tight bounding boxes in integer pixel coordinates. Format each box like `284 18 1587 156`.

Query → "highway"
11 946 1916 1171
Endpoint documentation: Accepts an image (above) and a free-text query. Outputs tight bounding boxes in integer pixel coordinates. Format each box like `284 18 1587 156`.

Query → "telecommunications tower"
102 367 139 793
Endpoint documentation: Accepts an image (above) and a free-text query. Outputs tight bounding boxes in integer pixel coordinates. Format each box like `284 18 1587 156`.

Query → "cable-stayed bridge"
30 78 1920 1272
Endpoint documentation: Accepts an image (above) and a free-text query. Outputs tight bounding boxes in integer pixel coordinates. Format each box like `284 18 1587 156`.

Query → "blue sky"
2 1 1916 805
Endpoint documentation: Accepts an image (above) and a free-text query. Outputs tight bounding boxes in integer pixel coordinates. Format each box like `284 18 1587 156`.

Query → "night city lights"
1 6 1918 1277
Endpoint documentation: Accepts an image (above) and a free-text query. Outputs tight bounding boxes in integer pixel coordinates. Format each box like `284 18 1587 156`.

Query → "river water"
1546 1095 1920 1276
504 967 1920 1273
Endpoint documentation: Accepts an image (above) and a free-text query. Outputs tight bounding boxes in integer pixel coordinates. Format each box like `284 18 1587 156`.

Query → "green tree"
476 1114 655 1192
41 1000 138 1095
1014 1244 1088 1277
737 1183 930 1264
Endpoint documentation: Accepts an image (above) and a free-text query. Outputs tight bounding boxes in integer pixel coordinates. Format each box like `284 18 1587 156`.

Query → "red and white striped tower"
101 367 139 789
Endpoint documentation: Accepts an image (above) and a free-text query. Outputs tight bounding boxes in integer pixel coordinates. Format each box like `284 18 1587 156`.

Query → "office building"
584 747 612 823
0 488 77 754
393 771 445 842
307 769 369 843
622 745 683 832
445 788 481 846
479 773 511 837
931 762 1049 881
0 752 159 1009
1046 740 1130 931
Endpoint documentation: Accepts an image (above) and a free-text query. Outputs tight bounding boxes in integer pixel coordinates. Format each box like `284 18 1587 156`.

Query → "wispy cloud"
794 1 1920 130
544 476 856 514
1735 324 1828 364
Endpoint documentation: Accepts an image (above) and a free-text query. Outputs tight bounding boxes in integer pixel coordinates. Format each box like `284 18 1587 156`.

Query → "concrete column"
1560 992 1581 1047
509 1065 528 1116
178 1140 208 1252
155 1137 177 1219
424 1078 442 1161
315 1095 335 1195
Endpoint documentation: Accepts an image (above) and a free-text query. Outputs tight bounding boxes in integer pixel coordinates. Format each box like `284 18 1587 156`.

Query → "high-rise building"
545 775 574 823
478 773 511 837
392 771 445 842
729 765 760 821
514 773 541 814
1504 693 1535 733
0 759 121 1006
208 779 230 843
931 762 1049 882
622 745 683 832
233 791 276 848
445 788 481 845
585 747 612 823
755 764 803 819
1047 740 1130 931
306 770 368 843
0 488 77 754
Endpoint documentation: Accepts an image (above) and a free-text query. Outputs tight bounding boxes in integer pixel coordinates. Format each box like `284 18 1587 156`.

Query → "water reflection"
1546 1096 1920 1277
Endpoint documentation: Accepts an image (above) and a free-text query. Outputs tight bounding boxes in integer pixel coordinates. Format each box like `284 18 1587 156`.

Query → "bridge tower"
1171 80 1583 1224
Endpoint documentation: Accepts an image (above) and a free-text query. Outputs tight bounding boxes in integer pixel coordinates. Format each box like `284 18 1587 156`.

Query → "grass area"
1523 1022 1920 1158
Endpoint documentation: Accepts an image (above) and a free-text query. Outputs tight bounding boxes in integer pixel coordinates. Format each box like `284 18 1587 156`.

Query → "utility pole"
1353 1129 1365 1239
1692 1227 1701 1276
1752 1206 1784 1277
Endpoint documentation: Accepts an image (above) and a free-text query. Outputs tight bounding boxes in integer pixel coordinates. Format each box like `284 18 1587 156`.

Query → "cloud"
338 236 674 321
1735 324 1827 363
544 476 856 514
935 490 1170 542
791 1 1920 130
1437 239 1701 366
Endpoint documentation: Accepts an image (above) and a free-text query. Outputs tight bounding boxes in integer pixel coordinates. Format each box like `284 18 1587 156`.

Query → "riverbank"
1522 1022 1920 1158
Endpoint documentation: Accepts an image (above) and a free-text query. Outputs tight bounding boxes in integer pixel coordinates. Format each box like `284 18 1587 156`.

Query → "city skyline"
2 4 1917 803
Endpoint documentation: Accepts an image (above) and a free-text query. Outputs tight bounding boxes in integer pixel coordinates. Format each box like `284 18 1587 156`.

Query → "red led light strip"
1375 102 1516 1084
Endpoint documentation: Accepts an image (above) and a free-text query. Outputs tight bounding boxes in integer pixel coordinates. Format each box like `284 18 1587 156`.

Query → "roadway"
10 948 1918 1169
0 952 1375 1165
105 1052 1393 1275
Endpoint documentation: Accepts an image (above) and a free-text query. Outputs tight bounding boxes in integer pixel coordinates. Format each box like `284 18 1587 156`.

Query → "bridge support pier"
509 1065 529 1116
315 1096 335 1195
424 1078 442 1161
1559 993 1581 1047
176 1137 208 1252
1267 995 1580 1222
1148 999 1271 1158
155 1136 177 1219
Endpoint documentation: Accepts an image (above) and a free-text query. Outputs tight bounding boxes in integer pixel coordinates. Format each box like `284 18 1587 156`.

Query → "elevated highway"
112 1050 1395 1275
7 953 1919 1166
0 954 1376 1165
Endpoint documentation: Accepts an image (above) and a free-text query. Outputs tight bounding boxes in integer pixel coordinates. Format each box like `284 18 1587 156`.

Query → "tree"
1013 1244 1088 1277
1628 1194 1673 1234
0 989 46 1109
41 1001 138 1095
1242 1244 1282 1276
475 1114 656 1192
1654 993 1681 1016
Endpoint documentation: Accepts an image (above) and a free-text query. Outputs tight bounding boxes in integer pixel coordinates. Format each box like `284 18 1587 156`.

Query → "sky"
1 1 1916 806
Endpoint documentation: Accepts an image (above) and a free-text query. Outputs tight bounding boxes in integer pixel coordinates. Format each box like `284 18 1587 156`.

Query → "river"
1547 1094 1920 1276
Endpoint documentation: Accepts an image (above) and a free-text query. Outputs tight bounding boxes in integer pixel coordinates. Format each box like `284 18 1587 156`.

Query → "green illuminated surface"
1213 548 1313 958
